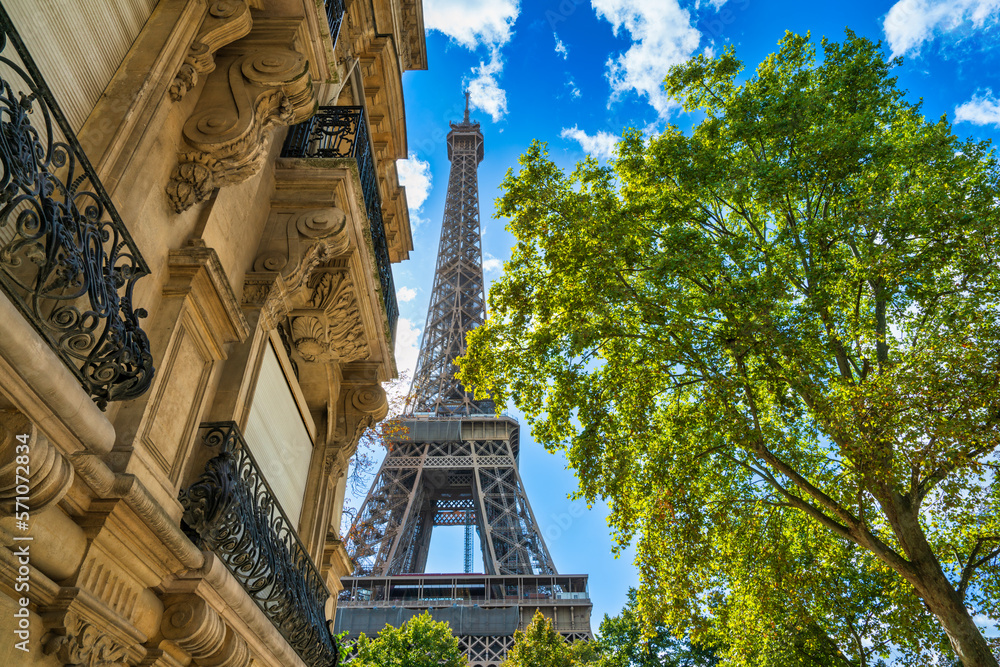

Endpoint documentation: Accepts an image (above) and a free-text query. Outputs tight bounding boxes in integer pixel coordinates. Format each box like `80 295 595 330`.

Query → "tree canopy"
459 32 1000 667
351 611 467 667
502 610 597 667
594 589 719 667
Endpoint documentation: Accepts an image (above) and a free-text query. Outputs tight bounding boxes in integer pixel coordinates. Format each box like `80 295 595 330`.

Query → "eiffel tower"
334 95 593 666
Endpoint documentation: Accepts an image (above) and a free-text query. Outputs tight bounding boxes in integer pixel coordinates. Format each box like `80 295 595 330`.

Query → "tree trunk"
881 497 998 667
911 565 998 667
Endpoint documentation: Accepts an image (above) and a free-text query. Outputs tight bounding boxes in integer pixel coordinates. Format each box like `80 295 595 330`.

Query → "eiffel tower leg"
387 481 430 574
409 503 436 573
474 462 556 576
350 444 427 575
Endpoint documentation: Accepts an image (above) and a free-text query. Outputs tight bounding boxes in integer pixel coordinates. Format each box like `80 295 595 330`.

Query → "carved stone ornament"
344 383 388 445
0 409 74 514
288 268 371 364
42 612 130 667
161 596 251 667
243 207 352 331
170 0 253 101
254 208 350 279
350 384 388 416
167 48 314 212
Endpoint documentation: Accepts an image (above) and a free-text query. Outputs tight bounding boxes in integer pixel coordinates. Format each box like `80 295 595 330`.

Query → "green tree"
352 611 467 667
595 589 718 667
503 610 597 667
459 32 1000 667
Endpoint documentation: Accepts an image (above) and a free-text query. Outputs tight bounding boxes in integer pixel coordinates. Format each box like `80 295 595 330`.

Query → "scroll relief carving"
161 596 251 667
243 207 352 331
42 612 131 667
167 49 315 213
0 409 74 514
170 0 253 101
324 382 388 471
289 268 370 364
345 384 388 445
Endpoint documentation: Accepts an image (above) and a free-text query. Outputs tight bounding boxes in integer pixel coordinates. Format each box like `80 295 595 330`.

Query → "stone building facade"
0 0 425 664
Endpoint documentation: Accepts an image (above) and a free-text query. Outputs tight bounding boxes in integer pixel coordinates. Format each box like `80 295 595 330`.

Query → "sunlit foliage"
459 32 1000 667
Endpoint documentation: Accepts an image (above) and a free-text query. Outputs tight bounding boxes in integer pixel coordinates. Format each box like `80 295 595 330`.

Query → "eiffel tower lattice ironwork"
336 95 592 667
408 91 494 416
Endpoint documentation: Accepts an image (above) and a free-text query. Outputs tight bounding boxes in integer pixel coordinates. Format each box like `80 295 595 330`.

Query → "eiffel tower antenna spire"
407 93 493 416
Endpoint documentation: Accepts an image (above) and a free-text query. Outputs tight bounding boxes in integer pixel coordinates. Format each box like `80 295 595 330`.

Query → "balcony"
280 106 399 340
0 7 154 409
179 422 341 667
326 0 346 46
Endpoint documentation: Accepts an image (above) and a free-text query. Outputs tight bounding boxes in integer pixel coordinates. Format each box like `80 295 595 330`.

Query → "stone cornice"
167 242 251 351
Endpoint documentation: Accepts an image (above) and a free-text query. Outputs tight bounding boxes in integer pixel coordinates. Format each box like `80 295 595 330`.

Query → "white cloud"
424 0 519 125
409 213 431 229
955 89 1000 126
883 0 1000 58
483 252 504 274
390 317 422 399
382 317 420 404
567 77 582 98
560 125 619 160
396 153 432 228
397 286 418 302
592 0 701 118
396 153 432 209
554 33 569 59
468 49 508 122
424 0 519 49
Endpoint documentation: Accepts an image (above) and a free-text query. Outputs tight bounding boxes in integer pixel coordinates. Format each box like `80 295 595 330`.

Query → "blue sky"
367 0 1000 628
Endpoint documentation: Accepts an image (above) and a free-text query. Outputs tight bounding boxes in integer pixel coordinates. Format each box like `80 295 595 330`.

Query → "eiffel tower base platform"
334 573 592 666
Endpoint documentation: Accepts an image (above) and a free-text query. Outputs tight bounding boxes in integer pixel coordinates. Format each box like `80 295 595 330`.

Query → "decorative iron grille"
0 7 154 409
281 106 398 340
326 0 346 46
179 422 341 667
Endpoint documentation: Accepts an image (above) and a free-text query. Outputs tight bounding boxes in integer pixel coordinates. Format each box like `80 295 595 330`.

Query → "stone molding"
0 292 115 455
253 207 351 277
161 595 251 667
167 47 315 212
170 0 254 102
0 409 74 514
167 243 251 349
320 530 353 593
162 552 308 667
70 453 204 571
318 380 386 477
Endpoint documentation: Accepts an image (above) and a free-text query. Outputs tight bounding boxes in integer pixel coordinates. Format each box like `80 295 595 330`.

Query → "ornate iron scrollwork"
180 422 341 667
0 7 154 408
281 106 399 341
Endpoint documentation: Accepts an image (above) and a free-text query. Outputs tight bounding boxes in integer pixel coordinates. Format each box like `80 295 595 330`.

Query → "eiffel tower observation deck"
335 95 593 666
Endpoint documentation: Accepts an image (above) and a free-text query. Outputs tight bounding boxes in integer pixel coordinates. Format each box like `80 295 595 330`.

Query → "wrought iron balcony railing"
280 106 399 340
326 0 346 46
179 422 341 667
0 7 154 409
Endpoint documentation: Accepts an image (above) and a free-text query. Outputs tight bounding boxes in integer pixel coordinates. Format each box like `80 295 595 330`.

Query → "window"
243 341 313 525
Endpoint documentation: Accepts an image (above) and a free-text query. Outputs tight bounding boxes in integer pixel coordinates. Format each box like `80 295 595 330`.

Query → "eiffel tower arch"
334 95 593 666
